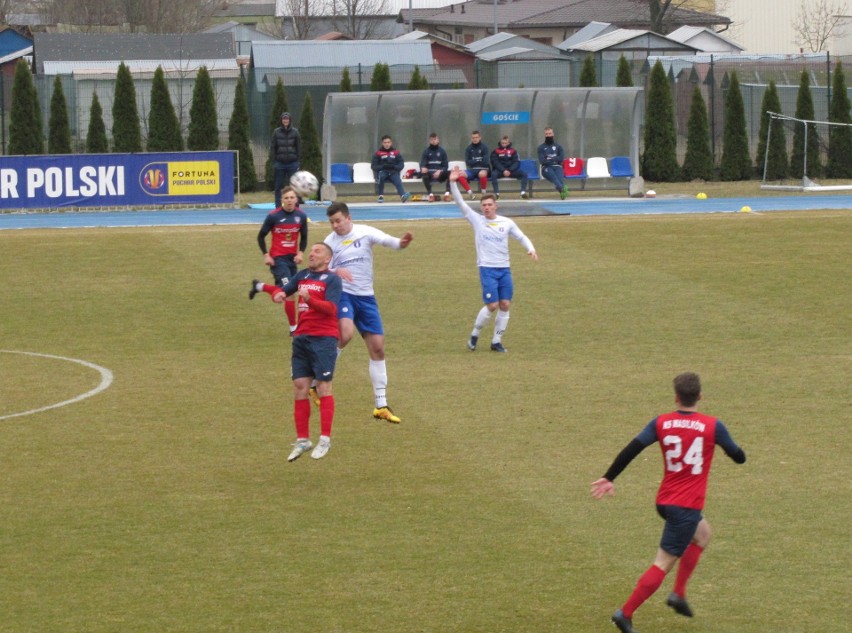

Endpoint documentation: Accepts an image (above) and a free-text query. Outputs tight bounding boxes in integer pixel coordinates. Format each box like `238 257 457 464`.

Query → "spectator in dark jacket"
419 133 451 202
490 135 529 199
270 112 301 207
370 135 411 203
537 126 569 199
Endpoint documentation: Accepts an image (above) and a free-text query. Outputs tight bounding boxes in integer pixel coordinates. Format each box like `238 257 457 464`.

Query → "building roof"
0 46 32 66
558 21 619 50
666 25 743 51
203 21 279 42
477 46 566 62
251 39 434 69
466 32 564 58
33 33 235 73
402 0 730 30
562 29 698 54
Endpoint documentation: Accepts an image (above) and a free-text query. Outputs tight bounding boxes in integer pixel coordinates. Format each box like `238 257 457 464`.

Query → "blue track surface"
0 194 848 230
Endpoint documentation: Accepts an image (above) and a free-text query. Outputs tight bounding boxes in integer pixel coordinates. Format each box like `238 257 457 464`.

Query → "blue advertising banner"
0 151 235 210
481 111 531 125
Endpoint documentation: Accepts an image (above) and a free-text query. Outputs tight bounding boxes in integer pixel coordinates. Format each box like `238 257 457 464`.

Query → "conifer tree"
755 81 788 180
681 86 714 181
9 58 43 155
299 92 322 197
187 66 218 151
48 75 72 154
147 66 183 152
86 92 109 153
790 70 822 178
408 65 429 90
826 61 852 178
112 62 142 152
228 75 257 192
642 60 679 181
579 56 597 87
340 66 353 92
370 63 392 91
616 55 633 87
265 78 290 189
719 72 752 181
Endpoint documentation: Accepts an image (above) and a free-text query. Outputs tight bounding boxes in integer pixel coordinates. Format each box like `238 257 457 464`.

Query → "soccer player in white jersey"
322 201 413 423
449 166 538 352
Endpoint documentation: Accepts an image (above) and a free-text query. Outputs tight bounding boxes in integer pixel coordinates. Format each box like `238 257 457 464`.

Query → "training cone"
696 192 707 199
740 206 752 213
645 190 656 198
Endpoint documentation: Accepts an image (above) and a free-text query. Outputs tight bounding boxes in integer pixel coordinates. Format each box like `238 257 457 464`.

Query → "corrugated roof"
251 40 434 69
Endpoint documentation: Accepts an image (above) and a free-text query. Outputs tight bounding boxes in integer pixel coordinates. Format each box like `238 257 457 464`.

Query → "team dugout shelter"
322 87 643 188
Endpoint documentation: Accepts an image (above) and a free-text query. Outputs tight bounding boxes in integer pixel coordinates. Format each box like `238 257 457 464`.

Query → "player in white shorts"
449 167 538 353
321 201 414 423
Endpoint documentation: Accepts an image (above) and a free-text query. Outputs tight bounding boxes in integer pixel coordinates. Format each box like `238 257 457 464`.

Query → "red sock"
262 283 279 297
479 175 487 191
673 543 704 596
284 299 297 327
319 395 335 436
622 565 666 618
294 398 310 438
458 175 470 192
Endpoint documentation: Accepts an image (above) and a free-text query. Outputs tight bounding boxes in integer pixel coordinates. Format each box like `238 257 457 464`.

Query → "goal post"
760 112 852 192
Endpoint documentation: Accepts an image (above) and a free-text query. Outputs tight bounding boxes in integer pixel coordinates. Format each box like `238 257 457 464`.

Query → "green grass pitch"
0 209 849 632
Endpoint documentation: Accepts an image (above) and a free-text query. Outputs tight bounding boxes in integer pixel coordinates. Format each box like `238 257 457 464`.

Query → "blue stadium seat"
520 159 540 180
330 163 353 184
609 156 634 178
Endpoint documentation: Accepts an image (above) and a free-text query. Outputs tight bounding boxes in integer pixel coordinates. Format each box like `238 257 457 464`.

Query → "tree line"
8 56 852 196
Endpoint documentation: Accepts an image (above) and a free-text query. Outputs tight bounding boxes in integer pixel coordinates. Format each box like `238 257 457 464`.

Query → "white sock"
493 310 510 343
472 306 492 336
369 359 388 409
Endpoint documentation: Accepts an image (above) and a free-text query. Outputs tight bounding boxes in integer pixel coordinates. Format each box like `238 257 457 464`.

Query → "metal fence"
1 52 850 181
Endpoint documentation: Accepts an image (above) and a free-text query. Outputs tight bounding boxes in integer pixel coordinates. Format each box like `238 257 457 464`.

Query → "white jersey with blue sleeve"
323 224 403 296
450 181 534 268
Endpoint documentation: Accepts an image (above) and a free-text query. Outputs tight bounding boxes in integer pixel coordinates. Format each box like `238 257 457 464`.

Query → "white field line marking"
0 350 114 420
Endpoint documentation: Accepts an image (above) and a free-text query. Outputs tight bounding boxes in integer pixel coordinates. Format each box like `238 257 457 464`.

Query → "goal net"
760 112 852 191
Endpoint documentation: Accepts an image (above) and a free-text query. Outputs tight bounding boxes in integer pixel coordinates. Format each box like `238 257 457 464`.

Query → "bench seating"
332 157 545 197
557 156 635 192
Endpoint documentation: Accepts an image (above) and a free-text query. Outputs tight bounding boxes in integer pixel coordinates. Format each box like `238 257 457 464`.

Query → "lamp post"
409 0 413 32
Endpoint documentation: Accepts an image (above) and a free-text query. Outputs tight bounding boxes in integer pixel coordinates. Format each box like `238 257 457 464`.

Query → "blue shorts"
656 504 703 556
338 293 384 335
271 256 297 287
466 168 489 179
479 267 513 304
291 335 338 381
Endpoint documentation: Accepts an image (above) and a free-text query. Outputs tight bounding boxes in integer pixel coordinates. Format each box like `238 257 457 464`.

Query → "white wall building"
723 0 851 55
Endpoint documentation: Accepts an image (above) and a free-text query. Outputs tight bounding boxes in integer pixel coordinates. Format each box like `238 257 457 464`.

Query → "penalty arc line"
0 350 114 421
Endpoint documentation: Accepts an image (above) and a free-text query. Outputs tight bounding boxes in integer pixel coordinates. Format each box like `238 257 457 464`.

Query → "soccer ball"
290 171 319 198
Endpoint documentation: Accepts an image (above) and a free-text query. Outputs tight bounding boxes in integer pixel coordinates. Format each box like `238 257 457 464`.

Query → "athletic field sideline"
0 193 849 229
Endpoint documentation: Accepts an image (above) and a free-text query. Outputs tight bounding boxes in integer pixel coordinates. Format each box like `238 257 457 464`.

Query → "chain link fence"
1 52 850 180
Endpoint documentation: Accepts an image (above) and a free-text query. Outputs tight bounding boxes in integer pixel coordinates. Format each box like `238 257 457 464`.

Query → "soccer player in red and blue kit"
270 242 342 461
249 186 308 335
591 372 746 633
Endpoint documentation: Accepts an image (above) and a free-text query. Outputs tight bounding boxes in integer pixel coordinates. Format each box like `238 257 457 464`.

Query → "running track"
0 194 849 230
